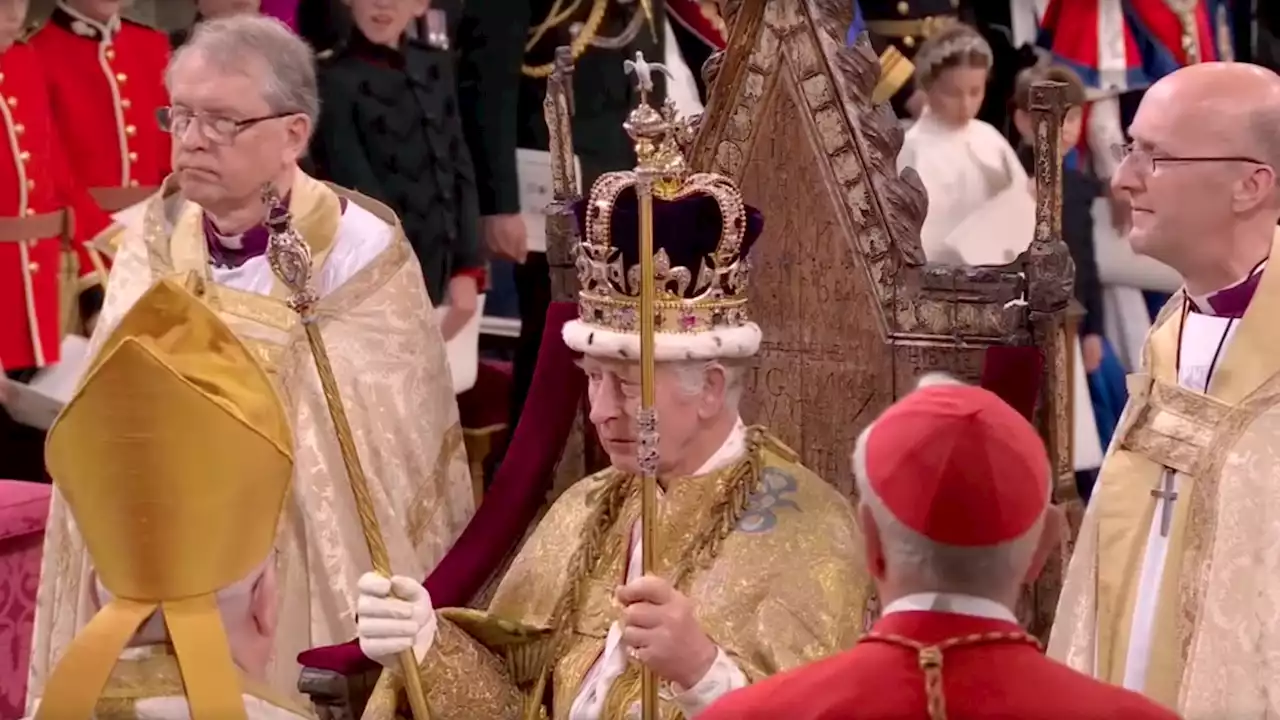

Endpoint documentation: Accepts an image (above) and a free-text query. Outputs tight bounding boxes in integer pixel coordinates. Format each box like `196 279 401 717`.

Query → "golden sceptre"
261 187 433 720
622 50 673 720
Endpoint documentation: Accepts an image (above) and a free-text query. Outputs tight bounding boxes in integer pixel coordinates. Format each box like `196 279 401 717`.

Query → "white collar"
692 417 746 475
57 1 121 40
881 592 1018 624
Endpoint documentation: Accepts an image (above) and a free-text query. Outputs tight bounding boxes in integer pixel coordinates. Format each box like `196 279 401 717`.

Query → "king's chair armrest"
298 666 383 720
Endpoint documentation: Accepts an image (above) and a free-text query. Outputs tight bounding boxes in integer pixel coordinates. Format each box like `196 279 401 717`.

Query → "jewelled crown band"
562 52 766 361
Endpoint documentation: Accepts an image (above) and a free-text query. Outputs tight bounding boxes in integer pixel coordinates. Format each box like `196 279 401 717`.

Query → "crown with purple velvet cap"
562 54 766 362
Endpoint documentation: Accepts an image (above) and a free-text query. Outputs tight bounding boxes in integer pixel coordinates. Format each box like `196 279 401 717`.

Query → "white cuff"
661 647 748 718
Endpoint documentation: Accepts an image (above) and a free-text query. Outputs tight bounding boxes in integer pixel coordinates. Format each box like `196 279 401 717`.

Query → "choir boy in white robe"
1050 62 1280 716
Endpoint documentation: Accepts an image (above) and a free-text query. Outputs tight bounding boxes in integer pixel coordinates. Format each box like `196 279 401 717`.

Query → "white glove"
356 572 437 668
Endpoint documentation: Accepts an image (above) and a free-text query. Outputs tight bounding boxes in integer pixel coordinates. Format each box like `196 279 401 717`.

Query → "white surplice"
1119 309 1240 691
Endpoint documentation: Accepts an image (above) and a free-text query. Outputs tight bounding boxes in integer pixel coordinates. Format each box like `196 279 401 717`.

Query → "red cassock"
28 3 171 244
0 40 107 372
700 611 1181 720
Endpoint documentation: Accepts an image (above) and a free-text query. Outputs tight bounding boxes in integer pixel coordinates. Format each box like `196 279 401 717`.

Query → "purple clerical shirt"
1187 261 1268 318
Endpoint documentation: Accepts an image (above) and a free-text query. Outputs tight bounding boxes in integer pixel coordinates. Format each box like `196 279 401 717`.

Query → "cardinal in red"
700 374 1181 720
27 0 170 245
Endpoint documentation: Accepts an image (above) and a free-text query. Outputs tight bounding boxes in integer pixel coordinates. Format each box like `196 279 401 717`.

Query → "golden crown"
570 53 764 343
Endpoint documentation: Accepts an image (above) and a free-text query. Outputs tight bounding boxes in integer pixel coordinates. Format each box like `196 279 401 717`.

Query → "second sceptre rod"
261 187 433 720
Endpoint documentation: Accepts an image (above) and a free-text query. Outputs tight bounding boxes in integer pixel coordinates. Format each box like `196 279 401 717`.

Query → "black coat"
311 30 483 304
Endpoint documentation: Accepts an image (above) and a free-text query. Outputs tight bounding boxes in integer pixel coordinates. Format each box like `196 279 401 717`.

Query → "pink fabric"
298 302 586 674
258 0 299 30
0 480 51 719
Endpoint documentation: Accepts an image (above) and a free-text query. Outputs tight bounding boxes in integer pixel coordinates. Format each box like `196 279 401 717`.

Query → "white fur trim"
561 320 762 361
914 372 967 390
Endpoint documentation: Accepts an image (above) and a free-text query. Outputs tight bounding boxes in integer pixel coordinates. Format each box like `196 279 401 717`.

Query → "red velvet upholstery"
981 346 1045 420
298 302 586 674
457 360 513 430
0 480 52 719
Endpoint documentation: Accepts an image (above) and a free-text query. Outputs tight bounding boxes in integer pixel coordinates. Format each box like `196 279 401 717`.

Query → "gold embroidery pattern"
407 422 465 547
1176 378 1280 705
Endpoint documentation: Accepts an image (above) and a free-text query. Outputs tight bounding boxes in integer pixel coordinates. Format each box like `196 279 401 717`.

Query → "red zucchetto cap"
855 376 1050 547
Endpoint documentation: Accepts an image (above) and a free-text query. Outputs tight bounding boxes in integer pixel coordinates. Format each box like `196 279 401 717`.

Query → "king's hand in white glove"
356 572 437 668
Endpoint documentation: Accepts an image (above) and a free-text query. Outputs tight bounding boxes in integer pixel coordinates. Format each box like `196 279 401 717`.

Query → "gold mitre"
36 279 293 720
562 53 766 362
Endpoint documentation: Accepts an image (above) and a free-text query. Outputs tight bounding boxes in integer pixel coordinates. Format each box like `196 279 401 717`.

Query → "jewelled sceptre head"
261 186 434 720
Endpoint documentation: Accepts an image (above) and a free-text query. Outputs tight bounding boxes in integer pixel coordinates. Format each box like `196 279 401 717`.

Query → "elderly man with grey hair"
698 374 1176 720
27 14 474 705
350 126 871 718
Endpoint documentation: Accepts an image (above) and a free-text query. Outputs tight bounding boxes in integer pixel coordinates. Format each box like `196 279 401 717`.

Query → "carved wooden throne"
690 0 1082 637
295 1 1081 715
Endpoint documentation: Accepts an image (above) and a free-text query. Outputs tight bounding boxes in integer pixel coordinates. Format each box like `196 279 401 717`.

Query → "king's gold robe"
27 169 475 705
362 428 871 720
1050 234 1280 715
26 645 315 720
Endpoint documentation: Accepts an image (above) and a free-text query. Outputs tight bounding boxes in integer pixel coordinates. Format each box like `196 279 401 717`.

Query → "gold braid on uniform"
526 426 782 715
860 631 1043 720
523 0 610 78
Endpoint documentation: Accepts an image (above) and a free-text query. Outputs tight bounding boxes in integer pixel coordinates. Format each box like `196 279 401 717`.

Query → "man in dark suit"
455 0 666 433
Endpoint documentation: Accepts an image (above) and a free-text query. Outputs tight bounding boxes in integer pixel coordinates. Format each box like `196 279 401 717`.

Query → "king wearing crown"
350 53 872 720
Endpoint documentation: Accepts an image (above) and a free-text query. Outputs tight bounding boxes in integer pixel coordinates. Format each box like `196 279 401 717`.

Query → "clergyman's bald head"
1144 62 1280 171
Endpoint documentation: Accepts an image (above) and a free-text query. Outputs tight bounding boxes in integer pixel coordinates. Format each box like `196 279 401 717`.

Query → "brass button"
903 35 916 48
0 72 4 84
5 95 14 108
26 179 34 191
105 47 116 61
128 151 138 162
28 261 39 273
18 149 29 162
897 1 909 14
25 207 36 216
128 179 139 187
13 123 23 135
121 98 131 109
125 124 137 136
115 72 127 83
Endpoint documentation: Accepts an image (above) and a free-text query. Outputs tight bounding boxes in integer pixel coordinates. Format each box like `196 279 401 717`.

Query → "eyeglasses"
156 106 298 145
1110 142 1268 176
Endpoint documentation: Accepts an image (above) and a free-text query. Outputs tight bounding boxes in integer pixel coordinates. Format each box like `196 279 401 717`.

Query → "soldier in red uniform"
0 0 108 482
28 0 171 244
701 376 1181 720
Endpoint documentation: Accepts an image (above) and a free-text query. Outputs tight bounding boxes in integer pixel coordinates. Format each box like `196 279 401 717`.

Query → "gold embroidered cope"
360 432 871 720
26 170 475 704
1050 233 1280 715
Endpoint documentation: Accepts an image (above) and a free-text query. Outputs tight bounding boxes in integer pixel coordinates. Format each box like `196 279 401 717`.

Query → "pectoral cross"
1150 471 1179 537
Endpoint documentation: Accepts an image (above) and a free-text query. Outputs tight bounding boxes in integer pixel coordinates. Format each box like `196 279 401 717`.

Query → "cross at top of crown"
622 51 690 183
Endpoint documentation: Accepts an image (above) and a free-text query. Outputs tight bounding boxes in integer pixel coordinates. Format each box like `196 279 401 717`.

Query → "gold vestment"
1050 235 1280 715
363 429 871 720
27 170 475 703
85 645 314 720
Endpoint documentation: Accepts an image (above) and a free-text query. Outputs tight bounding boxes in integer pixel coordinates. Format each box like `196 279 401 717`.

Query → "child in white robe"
897 23 1032 266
